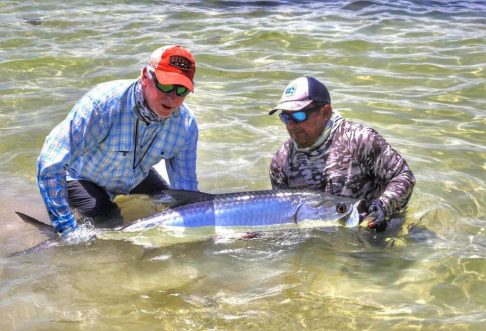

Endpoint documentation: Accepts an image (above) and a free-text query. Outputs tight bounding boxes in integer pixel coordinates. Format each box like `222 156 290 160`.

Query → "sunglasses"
279 104 323 124
150 72 190 97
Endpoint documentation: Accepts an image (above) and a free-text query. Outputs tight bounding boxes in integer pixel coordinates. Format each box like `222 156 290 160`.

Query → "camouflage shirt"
269 113 416 217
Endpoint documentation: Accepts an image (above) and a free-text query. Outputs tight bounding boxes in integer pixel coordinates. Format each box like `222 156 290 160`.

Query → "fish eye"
336 202 347 213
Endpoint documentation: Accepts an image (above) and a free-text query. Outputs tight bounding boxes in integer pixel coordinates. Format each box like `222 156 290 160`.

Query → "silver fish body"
121 189 365 232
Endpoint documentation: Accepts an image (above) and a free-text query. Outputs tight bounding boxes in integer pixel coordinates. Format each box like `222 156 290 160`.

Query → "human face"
282 104 331 148
141 67 189 119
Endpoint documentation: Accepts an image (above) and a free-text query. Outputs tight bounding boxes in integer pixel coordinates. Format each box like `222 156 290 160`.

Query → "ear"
318 104 332 116
140 67 150 87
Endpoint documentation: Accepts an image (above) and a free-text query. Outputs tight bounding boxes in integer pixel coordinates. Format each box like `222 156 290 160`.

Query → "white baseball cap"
269 76 331 115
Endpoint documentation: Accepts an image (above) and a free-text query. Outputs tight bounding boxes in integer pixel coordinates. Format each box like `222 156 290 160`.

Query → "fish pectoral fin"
8 239 60 257
159 189 214 208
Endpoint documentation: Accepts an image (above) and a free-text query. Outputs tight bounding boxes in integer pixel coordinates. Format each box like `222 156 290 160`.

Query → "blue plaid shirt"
37 79 198 234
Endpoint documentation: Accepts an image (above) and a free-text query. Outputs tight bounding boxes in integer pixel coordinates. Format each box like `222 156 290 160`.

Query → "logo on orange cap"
169 56 193 71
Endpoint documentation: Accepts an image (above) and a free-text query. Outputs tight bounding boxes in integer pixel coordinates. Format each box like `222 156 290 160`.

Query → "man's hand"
365 199 386 232
60 225 96 245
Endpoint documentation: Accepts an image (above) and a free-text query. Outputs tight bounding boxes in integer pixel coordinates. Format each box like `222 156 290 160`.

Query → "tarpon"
10 189 366 253
120 189 366 232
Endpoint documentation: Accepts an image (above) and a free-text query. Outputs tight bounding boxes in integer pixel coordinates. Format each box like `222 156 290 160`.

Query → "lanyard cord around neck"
132 118 159 170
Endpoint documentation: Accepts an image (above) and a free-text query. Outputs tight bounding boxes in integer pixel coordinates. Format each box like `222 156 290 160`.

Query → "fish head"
295 194 366 227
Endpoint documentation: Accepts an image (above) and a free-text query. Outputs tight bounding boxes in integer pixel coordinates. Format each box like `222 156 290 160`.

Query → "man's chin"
292 137 313 149
290 135 308 147
154 109 174 119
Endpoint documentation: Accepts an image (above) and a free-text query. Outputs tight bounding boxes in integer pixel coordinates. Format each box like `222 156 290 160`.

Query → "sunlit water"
0 0 485 330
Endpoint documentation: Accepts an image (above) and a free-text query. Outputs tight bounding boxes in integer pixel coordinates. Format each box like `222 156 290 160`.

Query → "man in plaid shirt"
37 45 199 240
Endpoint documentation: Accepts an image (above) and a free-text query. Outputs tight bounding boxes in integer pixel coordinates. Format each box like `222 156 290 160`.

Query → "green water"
1 1 485 330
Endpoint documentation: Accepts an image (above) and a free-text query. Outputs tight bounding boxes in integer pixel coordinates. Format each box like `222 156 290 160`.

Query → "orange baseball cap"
148 45 196 92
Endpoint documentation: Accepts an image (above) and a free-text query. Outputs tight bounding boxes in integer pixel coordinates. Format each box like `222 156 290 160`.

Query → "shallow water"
1 0 485 330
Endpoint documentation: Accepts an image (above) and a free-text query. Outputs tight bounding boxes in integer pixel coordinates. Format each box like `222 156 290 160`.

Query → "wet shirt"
37 79 198 234
270 113 415 217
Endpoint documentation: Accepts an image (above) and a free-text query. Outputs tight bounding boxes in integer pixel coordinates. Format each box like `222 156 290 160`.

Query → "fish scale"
213 191 304 226
121 190 363 231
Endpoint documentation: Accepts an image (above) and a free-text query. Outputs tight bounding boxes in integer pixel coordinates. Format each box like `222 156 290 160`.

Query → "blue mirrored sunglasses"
279 104 323 124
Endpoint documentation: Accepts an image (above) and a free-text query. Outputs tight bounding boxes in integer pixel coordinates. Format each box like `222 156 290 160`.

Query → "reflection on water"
1 0 485 329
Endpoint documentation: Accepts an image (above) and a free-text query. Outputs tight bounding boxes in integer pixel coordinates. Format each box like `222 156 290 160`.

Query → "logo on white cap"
285 86 296 97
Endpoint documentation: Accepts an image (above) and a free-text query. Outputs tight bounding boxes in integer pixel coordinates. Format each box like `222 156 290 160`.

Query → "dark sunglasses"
279 104 323 124
150 72 190 97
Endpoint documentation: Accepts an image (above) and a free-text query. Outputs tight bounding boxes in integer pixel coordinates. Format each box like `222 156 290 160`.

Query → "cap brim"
268 100 312 115
155 71 194 92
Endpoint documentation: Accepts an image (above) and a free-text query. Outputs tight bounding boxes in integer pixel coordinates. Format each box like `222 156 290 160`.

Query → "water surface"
0 1 485 330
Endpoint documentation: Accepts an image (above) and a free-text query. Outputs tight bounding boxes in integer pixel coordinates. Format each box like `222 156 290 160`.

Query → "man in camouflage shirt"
269 76 415 231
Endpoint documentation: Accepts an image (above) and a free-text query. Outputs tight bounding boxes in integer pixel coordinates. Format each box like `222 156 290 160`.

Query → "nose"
160 89 180 103
167 89 179 96
287 119 300 128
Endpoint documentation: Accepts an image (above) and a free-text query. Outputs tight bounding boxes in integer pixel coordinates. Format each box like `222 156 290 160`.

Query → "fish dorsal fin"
160 189 214 208
14 212 56 239
15 211 52 229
